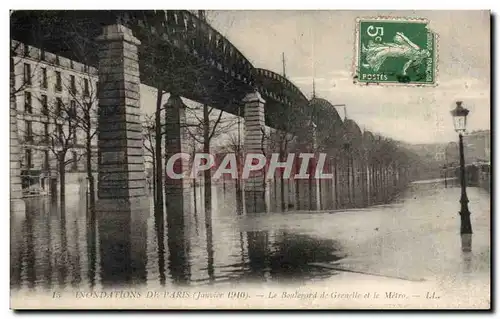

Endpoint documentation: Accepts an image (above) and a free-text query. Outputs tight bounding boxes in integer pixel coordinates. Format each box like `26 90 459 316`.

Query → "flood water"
11 180 490 295
10 184 347 291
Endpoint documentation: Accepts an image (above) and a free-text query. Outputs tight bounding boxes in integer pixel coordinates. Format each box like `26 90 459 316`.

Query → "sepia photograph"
8 9 491 309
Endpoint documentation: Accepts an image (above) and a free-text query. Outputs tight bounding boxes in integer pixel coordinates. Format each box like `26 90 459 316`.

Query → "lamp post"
450 101 473 252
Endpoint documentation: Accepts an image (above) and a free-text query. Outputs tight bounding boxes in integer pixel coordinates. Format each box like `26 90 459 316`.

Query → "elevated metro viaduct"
10 10 403 217
10 10 410 285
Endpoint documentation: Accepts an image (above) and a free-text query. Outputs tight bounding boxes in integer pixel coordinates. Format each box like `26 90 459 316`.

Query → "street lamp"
450 101 473 252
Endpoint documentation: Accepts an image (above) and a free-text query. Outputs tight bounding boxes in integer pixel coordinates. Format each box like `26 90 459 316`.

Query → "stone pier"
10 57 25 214
243 91 267 214
95 25 148 285
164 94 192 221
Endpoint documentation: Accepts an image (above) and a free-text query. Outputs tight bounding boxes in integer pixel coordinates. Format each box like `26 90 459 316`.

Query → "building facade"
11 40 99 195
463 130 491 164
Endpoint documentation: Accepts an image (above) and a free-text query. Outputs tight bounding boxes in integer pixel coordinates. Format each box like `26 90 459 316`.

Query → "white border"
1 2 496 319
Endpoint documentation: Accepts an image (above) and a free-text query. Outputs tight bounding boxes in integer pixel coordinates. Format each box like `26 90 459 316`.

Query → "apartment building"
463 130 491 164
11 40 99 194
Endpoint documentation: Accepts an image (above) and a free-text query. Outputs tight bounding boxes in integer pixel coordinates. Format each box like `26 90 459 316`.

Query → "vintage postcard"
9 10 490 310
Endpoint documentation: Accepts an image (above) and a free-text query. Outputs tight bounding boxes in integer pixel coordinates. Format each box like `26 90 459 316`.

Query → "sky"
200 10 490 144
139 10 490 145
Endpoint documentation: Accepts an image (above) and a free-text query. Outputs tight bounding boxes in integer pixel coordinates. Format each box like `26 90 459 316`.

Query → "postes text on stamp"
355 17 436 86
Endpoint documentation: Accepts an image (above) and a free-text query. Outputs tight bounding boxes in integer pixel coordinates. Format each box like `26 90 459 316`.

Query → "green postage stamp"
354 17 437 86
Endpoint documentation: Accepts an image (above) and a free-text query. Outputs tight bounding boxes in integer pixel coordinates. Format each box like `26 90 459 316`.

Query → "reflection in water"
98 207 148 289
11 185 347 290
462 252 473 274
205 221 215 283
86 212 97 289
25 200 36 289
98 213 131 287
154 212 167 286
166 199 191 286
244 231 343 283
57 205 68 289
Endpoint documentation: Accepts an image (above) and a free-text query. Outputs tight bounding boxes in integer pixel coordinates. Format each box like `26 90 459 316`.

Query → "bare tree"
59 72 99 211
186 134 202 219
13 11 103 210
32 97 81 204
143 114 156 195
184 103 237 216
134 11 191 218
42 18 103 212
222 131 244 202
264 101 309 211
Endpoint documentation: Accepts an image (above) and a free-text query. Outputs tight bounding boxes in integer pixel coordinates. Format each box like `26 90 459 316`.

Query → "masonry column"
164 94 192 221
95 25 148 286
10 55 25 214
243 91 267 214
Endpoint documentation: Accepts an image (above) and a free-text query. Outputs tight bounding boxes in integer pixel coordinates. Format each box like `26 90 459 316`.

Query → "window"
41 95 48 115
44 123 49 143
72 126 77 146
70 75 77 94
83 78 89 96
41 67 48 89
69 100 77 120
56 124 63 141
55 71 62 92
24 92 32 114
72 151 78 171
25 121 33 142
25 149 32 168
44 150 50 170
56 98 63 117
23 63 31 86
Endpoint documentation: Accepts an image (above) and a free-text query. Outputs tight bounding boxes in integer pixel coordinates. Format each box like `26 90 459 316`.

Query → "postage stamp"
354 17 437 86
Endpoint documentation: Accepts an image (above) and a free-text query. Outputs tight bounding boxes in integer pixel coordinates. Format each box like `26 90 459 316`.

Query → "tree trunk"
85 129 95 212
295 158 300 210
235 149 243 214
279 149 286 211
203 104 212 219
152 153 156 196
334 157 338 209
58 154 66 207
347 153 351 207
154 88 164 218
372 164 376 204
351 155 355 207
193 179 198 216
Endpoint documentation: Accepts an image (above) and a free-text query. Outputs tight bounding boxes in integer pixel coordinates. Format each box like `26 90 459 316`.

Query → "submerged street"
10 179 490 309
